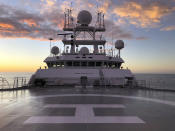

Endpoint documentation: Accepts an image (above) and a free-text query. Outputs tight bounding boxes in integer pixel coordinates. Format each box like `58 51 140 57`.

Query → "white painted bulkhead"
30 68 134 86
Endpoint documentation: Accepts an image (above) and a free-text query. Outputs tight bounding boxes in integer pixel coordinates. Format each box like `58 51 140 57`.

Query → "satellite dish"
77 10 92 25
79 47 89 54
115 40 124 49
51 46 59 55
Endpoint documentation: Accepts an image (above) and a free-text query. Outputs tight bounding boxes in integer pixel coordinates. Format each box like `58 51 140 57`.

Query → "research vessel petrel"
29 9 135 87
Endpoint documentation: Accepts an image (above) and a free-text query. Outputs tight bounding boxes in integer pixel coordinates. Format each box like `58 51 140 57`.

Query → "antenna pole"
103 14 105 27
99 12 101 28
68 9 70 28
119 49 120 58
49 38 53 56
50 40 51 55
64 12 66 28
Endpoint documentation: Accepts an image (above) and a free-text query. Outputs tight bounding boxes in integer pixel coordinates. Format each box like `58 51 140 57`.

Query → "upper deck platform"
63 26 105 32
62 40 106 45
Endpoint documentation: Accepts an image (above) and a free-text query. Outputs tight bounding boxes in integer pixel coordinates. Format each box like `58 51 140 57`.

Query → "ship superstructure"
29 9 134 87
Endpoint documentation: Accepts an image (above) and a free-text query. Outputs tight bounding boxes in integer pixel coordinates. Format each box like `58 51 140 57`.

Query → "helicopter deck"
0 87 175 131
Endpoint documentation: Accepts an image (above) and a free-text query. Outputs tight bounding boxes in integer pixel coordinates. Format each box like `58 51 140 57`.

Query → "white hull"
29 68 134 86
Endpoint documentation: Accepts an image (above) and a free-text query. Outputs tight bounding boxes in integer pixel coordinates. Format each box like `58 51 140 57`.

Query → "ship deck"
0 87 175 131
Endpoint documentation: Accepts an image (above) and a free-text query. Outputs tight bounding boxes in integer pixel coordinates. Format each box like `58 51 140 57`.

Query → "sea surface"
0 72 175 90
135 73 175 90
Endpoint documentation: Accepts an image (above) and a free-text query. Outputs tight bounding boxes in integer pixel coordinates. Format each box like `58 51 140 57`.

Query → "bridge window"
73 62 80 66
88 62 95 67
96 62 102 66
82 62 87 67
66 62 72 66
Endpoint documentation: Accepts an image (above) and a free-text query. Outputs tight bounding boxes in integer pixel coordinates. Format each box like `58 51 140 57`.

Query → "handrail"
13 77 27 88
0 77 11 89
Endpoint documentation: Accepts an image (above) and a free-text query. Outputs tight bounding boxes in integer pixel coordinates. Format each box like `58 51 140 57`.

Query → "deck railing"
0 77 11 89
0 76 174 91
0 76 29 90
13 77 28 88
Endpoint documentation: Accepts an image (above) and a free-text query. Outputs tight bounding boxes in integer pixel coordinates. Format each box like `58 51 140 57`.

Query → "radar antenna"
115 40 124 58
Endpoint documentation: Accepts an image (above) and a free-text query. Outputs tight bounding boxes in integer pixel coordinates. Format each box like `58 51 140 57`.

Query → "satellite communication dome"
77 10 92 25
79 47 89 54
115 40 124 49
51 46 59 55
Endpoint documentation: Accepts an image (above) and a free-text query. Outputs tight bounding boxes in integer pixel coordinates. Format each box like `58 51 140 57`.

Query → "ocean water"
0 72 175 90
135 73 175 90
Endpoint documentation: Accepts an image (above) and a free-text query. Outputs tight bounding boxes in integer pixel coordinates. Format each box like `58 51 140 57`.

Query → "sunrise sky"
0 0 175 73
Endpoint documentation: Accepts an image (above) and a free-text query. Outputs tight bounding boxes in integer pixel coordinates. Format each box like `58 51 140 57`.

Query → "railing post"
13 78 16 89
21 77 23 87
16 77 18 88
2 78 4 89
24 78 26 86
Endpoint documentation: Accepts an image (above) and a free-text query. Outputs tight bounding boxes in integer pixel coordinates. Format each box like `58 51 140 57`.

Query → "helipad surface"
0 88 175 131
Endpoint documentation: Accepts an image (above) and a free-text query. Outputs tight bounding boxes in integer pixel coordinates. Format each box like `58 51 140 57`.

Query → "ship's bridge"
44 54 124 69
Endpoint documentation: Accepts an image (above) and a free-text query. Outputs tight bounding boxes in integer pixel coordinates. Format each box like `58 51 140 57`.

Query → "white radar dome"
77 10 92 25
79 47 89 54
115 40 124 49
51 46 59 55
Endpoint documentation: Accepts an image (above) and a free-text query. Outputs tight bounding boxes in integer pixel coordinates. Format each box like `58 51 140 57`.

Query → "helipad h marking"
24 116 144 124
44 104 126 108
24 104 144 124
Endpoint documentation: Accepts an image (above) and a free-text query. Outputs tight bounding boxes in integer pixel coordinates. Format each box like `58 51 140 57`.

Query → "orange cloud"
0 23 15 29
99 1 111 13
41 0 56 7
57 18 64 29
88 3 94 8
161 25 175 31
21 19 38 27
113 2 175 28
0 2 144 41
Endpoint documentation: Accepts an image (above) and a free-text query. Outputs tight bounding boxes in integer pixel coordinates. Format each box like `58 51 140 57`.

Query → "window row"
47 61 122 68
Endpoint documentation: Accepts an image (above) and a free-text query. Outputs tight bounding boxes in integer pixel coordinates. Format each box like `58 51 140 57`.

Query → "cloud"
0 23 15 29
0 2 145 41
98 0 111 13
112 1 175 28
104 20 133 39
160 25 175 31
40 0 57 9
136 36 148 40
0 4 63 40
